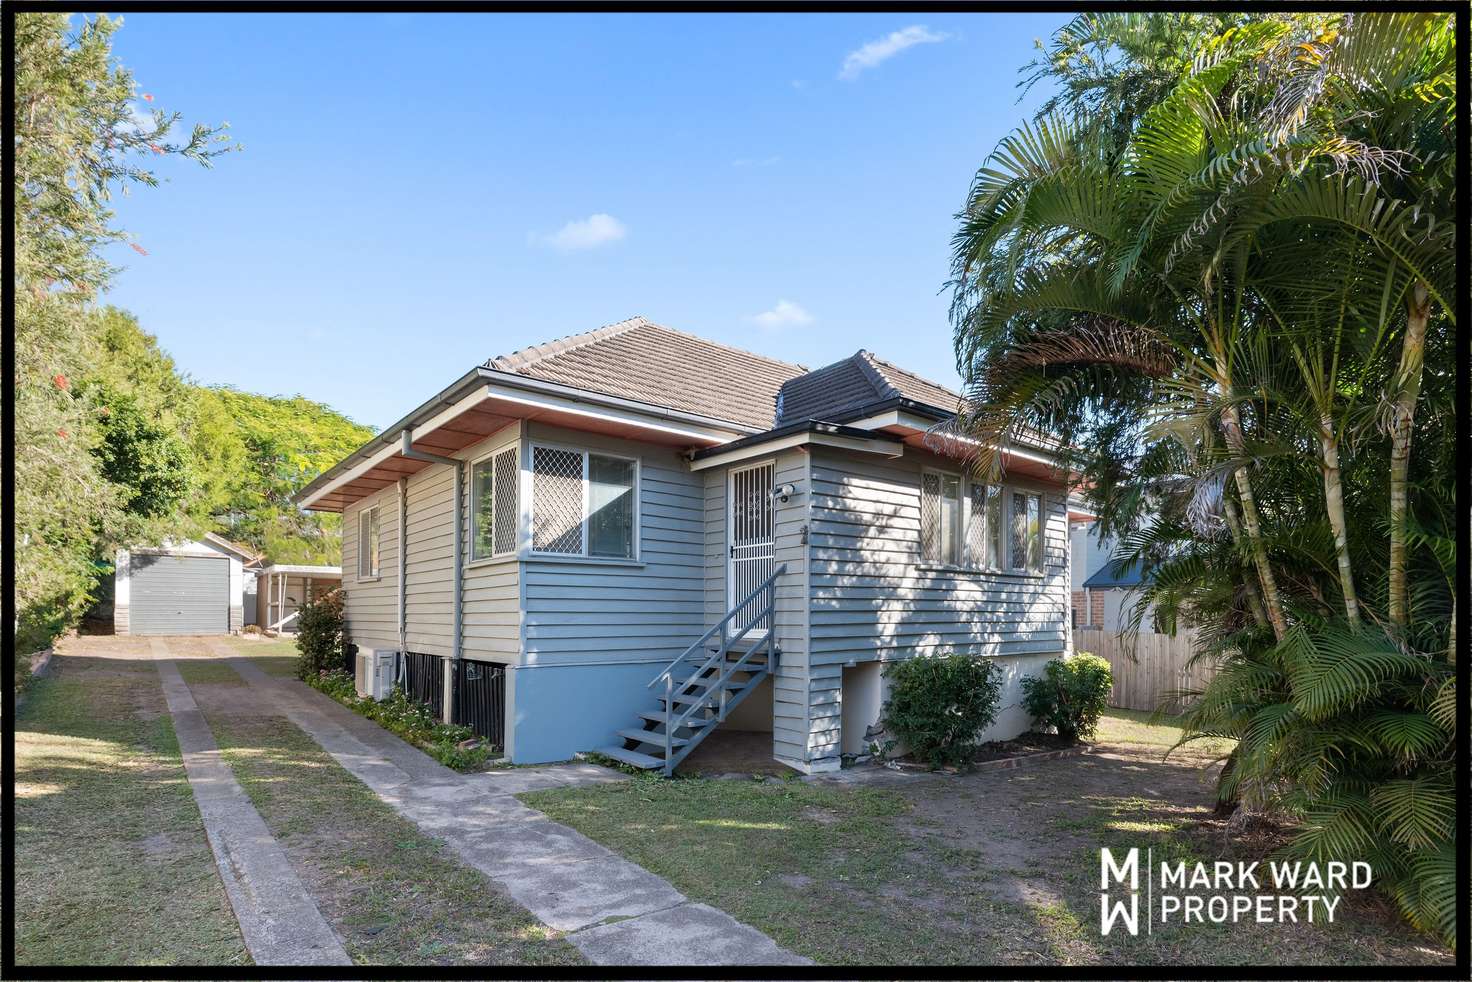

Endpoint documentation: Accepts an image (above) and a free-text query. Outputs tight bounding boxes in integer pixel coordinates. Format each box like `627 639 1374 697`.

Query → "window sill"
357 575 382 583
466 553 519 570
526 554 645 569
916 564 1045 580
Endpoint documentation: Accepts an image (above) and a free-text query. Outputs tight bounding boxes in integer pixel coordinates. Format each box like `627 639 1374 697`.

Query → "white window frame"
920 466 965 567
357 504 380 580
965 480 1005 572
1007 488 1045 575
467 441 521 565
528 441 641 561
918 471 1048 577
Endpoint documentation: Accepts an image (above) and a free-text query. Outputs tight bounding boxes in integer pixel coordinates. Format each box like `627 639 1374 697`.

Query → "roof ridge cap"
487 315 650 372
853 349 901 400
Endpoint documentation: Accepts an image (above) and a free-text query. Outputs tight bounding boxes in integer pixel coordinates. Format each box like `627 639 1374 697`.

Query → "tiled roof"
775 355 884 425
487 317 808 430
775 350 964 425
858 351 964 415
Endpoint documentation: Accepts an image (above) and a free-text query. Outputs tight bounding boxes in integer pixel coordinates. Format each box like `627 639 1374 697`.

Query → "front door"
728 460 776 640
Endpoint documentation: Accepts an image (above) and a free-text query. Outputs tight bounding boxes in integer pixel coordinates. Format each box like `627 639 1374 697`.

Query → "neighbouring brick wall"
1090 590 1105 627
1071 590 1086 628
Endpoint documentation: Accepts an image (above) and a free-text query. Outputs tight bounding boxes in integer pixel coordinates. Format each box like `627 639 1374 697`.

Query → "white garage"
114 533 257 636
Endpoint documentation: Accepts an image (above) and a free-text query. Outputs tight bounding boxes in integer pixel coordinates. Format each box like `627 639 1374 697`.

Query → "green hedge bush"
1020 653 1113 743
881 652 1003 768
295 588 345 680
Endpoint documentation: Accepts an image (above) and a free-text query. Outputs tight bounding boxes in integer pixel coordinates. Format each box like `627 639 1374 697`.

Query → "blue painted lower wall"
506 660 666 764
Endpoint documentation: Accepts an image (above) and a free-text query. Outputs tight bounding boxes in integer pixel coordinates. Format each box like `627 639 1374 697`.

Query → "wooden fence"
1073 628 1216 713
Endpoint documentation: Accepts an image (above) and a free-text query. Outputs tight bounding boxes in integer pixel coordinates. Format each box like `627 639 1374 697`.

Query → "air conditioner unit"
355 648 398 700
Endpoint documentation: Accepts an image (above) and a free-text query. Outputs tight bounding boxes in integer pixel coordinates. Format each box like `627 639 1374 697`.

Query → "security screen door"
727 460 776 640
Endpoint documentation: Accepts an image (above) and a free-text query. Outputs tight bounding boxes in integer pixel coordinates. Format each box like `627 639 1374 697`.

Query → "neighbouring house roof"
775 350 963 425
203 532 259 562
487 316 809 430
1082 557 1148 590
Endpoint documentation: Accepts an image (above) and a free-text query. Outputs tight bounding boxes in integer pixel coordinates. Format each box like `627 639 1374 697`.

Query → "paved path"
214 644 809 966
150 642 351 966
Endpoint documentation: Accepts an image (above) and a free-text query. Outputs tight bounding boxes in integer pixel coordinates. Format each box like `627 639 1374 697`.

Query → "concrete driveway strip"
221 648 810 966
150 643 351 967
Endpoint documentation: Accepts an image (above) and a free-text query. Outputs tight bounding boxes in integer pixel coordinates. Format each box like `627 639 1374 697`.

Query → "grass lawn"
13 639 249 966
522 710 1451 967
200 693 585 966
216 634 303 677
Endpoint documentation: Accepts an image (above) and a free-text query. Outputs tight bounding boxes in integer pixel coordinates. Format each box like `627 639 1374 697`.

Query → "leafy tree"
947 12 1456 943
189 387 375 565
12 13 233 649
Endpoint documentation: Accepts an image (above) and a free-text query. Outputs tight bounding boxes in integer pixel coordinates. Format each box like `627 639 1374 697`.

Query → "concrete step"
594 745 665 769
618 728 691 748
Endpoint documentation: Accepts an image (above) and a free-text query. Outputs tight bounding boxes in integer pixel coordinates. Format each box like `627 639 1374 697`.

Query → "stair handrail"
647 563 786 690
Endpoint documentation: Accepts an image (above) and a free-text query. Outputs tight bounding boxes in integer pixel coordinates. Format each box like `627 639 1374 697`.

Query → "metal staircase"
594 564 785 776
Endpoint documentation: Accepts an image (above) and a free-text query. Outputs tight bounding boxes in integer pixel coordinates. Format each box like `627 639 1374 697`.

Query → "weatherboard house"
296 317 1083 772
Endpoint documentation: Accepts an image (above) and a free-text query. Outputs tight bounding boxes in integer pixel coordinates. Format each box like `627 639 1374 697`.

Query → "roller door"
129 554 229 635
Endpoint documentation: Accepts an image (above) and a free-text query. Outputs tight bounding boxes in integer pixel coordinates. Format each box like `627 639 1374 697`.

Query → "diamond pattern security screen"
967 483 1002 568
920 472 941 563
532 446 585 553
921 472 961 565
492 448 518 555
471 446 521 560
1011 491 1042 572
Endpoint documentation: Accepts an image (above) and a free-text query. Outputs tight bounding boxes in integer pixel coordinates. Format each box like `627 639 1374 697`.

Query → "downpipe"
399 428 464 723
396 476 408 688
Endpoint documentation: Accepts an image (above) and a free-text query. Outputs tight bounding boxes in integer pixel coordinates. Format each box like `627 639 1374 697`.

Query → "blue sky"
101 13 1068 431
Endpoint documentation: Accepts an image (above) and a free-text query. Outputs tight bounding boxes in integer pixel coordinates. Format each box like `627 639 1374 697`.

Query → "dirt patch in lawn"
970 729 1077 762
525 712 1452 967
202 709 584 966
13 639 249 966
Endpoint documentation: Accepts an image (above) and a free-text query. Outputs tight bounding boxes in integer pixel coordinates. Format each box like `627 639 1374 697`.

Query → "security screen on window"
471 447 518 560
588 454 635 558
921 471 962 565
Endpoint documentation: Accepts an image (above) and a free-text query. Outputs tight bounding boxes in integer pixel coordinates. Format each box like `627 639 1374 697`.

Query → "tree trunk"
1387 284 1430 628
1219 405 1288 641
1318 415 1360 627
1222 494 1271 631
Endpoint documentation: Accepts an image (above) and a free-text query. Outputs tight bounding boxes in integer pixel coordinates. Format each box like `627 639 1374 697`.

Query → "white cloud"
732 155 781 168
533 213 627 251
838 25 950 80
749 300 814 331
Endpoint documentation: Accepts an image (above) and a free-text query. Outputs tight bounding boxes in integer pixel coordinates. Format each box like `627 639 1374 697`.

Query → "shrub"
295 589 345 680
880 652 1004 768
1020 653 1113 743
303 668 492 771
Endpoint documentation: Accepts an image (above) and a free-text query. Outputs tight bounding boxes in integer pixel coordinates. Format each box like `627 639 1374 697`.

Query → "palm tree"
944 11 1457 943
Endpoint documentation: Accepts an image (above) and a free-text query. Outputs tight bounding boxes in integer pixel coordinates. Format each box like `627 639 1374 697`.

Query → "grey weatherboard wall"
341 423 1073 766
